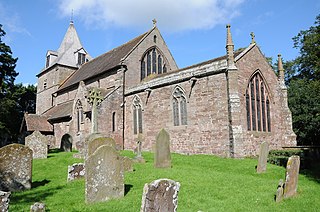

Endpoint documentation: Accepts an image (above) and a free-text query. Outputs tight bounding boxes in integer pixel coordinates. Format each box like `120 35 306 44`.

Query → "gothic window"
76 100 83 132
78 53 86 65
140 47 168 80
172 86 188 126
245 72 271 132
133 96 143 134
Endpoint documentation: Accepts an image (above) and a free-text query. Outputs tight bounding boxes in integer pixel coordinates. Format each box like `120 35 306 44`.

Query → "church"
24 20 296 158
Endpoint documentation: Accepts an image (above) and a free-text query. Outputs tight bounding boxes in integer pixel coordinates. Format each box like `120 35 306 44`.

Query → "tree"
0 24 18 97
286 14 320 145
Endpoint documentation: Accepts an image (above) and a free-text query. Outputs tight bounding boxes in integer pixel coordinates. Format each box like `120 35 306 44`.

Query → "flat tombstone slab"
25 131 48 159
284 155 300 198
141 179 180 212
257 141 269 173
30 202 46 212
85 145 124 204
154 129 171 168
67 163 85 182
0 144 33 192
0 191 10 212
87 136 116 159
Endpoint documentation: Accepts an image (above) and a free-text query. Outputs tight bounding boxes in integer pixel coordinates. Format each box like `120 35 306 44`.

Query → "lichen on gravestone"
154 129 171 168
283 155 300 198
257 141 269 173
0 191 11 212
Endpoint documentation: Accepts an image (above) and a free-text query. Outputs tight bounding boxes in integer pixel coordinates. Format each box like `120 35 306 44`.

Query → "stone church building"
26 21 296 157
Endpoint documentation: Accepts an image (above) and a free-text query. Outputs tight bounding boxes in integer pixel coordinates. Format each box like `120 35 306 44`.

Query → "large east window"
245 72 271 132
140 47 167 80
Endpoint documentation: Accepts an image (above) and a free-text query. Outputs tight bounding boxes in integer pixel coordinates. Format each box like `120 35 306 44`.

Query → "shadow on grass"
125 184 133 196
11 185 65 206
48 148 63 154
32 179 50 189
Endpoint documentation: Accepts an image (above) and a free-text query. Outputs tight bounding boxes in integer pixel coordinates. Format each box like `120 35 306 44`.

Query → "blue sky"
0 0 319 85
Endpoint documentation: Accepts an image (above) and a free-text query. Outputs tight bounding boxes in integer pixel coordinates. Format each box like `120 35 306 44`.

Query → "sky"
0 0 319 85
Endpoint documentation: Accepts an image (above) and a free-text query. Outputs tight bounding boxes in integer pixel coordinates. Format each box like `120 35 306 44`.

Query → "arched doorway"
60 134 73 152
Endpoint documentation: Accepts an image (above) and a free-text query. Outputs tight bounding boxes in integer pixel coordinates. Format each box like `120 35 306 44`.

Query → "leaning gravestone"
85 145 124 203
87 136 116 159
256 141 269 173
154 129 171 168
141 179 180 212
0 144 32 191
0 191 10 212
67 163 85 182
283 155 300 198
275 179 284 203
25 131 48 159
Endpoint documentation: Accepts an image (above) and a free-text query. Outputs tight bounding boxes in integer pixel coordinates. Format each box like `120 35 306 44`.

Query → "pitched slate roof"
44 101 74 121
58 31 149 91
23 113 53 132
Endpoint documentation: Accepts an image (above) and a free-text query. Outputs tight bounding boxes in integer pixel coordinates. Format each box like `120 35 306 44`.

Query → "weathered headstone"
134 140 145 163
85 145 124 203
67 163 85 182
87 136 116 159
154 129 171 168
25 131 48 159
284 155 300 198
256 141 269 173
141 179 180 212
60 134 72 152
30 202 46 212
122 156 133 172
275 179 284 203
0 191 10 212
0 144 33 191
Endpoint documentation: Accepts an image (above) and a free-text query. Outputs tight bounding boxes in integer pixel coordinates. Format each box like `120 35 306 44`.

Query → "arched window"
245 73 271 132
172 86 188 126
140 47 168 80
76 100 83 132
133 96 143 134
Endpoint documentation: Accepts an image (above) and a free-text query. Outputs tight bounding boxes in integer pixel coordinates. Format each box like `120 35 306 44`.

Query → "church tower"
36 21 91 115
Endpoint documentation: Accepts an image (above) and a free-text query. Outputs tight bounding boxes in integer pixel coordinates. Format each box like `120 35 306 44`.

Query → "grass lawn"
10 150 320 211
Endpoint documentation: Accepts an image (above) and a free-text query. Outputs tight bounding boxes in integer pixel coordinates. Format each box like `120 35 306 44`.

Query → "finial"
278 54 284 71
152 19 157 27
250 32 255 44
226 24 233 46
70 9 74 24
278 54 286 88
226 24 237 70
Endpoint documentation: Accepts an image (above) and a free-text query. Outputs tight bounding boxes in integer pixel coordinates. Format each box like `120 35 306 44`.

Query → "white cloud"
58 0 245 32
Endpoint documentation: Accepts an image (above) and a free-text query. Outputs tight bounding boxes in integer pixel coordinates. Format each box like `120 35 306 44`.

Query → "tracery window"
140 47 167 80
76 100 84 132
172 86 188 126
132 96 143 134
245 72 271 132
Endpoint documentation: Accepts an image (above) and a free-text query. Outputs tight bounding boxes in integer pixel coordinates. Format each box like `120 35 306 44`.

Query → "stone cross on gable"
87 87 104 133
250 32 256 44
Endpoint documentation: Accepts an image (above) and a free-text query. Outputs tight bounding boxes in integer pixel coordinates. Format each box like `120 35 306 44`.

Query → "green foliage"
0 24 18 97
268 149 302 166
9 151 320 211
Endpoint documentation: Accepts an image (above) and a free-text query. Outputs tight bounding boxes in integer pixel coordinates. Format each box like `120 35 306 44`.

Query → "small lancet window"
43 79 47 90
78 53 86 65
132 96 143 134
76 100 84 132
154 35 157 43
245 72 271 132
172 86 188 126
112 112 116 132
140 47 168 80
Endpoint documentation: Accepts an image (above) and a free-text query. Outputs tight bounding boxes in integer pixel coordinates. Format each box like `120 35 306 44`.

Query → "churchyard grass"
10 150 320 211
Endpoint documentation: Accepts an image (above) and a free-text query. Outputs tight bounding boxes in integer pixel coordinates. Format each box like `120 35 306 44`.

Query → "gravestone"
67 163 85 182
275 179 284 203
0 191 10 212
30 202 46 212
256 141 269 173
25 131 48 159
122 156 133 172
60 134 72 152
0 144 32 191
154 129 171 168
87 87 103 133
141 179 180 212
284 155 300 198
87 136 116 159
85 145 124 203
134 140 145 163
